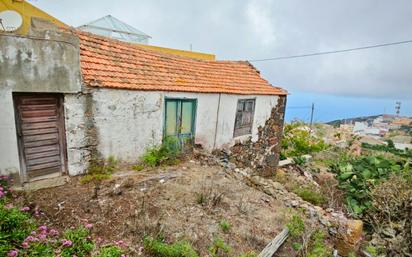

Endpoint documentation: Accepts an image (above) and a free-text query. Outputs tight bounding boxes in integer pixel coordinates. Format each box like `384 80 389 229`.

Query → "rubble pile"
229 96 286 177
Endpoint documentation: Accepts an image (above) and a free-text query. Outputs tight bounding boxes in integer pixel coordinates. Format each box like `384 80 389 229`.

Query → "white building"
0 27 287 184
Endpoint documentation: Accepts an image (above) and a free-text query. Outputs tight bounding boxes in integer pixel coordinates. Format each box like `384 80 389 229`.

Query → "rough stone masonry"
229 95 287 176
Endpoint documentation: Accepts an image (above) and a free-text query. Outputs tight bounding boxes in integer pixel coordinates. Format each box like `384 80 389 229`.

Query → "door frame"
163 97 197 143
12 92 68 182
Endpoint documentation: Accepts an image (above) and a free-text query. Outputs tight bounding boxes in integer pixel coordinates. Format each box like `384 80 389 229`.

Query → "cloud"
31 0 412 99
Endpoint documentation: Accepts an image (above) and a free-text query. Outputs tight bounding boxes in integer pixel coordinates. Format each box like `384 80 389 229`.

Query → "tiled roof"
77 31 287 95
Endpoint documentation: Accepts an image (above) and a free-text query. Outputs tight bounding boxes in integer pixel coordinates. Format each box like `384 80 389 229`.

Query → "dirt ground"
18 160 297 256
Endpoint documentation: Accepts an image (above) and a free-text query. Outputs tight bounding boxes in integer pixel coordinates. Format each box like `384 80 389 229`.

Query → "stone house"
0 24 287 184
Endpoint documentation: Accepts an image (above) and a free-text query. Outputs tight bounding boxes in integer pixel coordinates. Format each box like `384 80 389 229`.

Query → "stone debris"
201 150 364 257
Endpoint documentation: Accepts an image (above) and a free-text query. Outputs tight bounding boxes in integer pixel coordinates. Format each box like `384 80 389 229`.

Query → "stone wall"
229 95 286 176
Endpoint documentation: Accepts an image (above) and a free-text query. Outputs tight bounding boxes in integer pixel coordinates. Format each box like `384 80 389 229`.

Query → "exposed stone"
334 219 363 256
228 96 286 177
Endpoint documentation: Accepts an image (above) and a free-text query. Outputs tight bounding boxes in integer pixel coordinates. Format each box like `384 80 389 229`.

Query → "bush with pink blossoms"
0 176 128 257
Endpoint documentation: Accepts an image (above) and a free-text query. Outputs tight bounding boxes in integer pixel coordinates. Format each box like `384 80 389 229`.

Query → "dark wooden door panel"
14 94 67 180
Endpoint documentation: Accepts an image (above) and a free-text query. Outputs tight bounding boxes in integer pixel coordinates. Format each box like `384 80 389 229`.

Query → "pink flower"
49 229 59 236
61 239 72 247
38 225 47 231
22 242 29 249
7 250 18 257
4 203 13 209
30 231 37 236
38 234 47 240
20 206 30 212
114 240 127 247
85 223 93 229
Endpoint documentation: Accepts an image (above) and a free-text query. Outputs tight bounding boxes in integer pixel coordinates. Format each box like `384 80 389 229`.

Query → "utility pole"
309 103 315 129
395 101 401 116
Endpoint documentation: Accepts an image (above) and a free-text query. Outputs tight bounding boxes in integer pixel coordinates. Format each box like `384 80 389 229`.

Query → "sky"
29 0 412 122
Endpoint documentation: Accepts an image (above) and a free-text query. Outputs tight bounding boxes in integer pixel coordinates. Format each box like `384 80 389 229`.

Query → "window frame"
233 98 256 137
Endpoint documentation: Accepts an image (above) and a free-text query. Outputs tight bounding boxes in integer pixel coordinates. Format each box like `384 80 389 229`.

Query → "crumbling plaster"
0 29 82 178
84 88 280 168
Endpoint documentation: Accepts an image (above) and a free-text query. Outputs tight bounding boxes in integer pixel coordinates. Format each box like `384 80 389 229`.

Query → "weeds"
219 219 231 233
287 215 331 257
292 186 326 206
98 245 124 257
60 226 94 257
142 137 181 167
143 236 198 257
208 237 231 257
81 156 118 184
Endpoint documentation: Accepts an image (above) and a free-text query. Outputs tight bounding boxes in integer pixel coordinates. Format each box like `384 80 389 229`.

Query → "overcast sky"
30 0 412 120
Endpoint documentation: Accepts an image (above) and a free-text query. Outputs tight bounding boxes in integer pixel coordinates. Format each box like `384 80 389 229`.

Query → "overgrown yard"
11 161 300 256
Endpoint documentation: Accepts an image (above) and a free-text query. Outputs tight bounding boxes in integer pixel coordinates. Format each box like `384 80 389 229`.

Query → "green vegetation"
80 156 118 184
307 230 329 257
0 176 126 257
281 121 327 158
330 156 410 216
208 237 232 257
98 245 125 257
142 137 181 167
237 251 257 257
219 219 231 233
61 226 95 257
292 186 326 206
362 142 412 158
287 215 330 257
143 236 198 257
287 215 305 238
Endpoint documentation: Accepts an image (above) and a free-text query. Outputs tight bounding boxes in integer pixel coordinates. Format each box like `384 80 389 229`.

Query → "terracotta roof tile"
76 31 287 95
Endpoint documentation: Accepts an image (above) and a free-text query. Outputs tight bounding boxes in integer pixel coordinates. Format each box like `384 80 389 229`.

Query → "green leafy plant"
219 219 231 233
208 237 232 257
281 121 327 158
0 203 35 256
60 226 95 257
143 236 198 257
330 156 410 216
287 215 305 238
98 245 125 257
307 230 330 257
142 137 181 167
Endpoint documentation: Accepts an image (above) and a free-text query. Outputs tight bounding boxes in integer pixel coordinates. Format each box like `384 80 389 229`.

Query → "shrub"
330 156 410 216
219 219 231 233
281 121 327 158
293 186 326 206
0 203 35 256
208 237 231 257
60 226 94 257
142 137 181 167
365 172 412 255
98 245 124 257
307 230 330 257
143 236 198 257
287 215 305 238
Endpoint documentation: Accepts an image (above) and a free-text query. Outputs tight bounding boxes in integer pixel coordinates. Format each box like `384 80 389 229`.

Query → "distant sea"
285 91 412 123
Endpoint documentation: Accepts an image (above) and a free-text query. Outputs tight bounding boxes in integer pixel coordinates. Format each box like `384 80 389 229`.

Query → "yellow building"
0 0 66 35
0 0 214 60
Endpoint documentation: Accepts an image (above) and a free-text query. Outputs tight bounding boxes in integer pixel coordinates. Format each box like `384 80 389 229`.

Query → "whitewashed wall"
90 88 279 164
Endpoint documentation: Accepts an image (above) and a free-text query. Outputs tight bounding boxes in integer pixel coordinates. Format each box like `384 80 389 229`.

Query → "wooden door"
13 94 67 180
